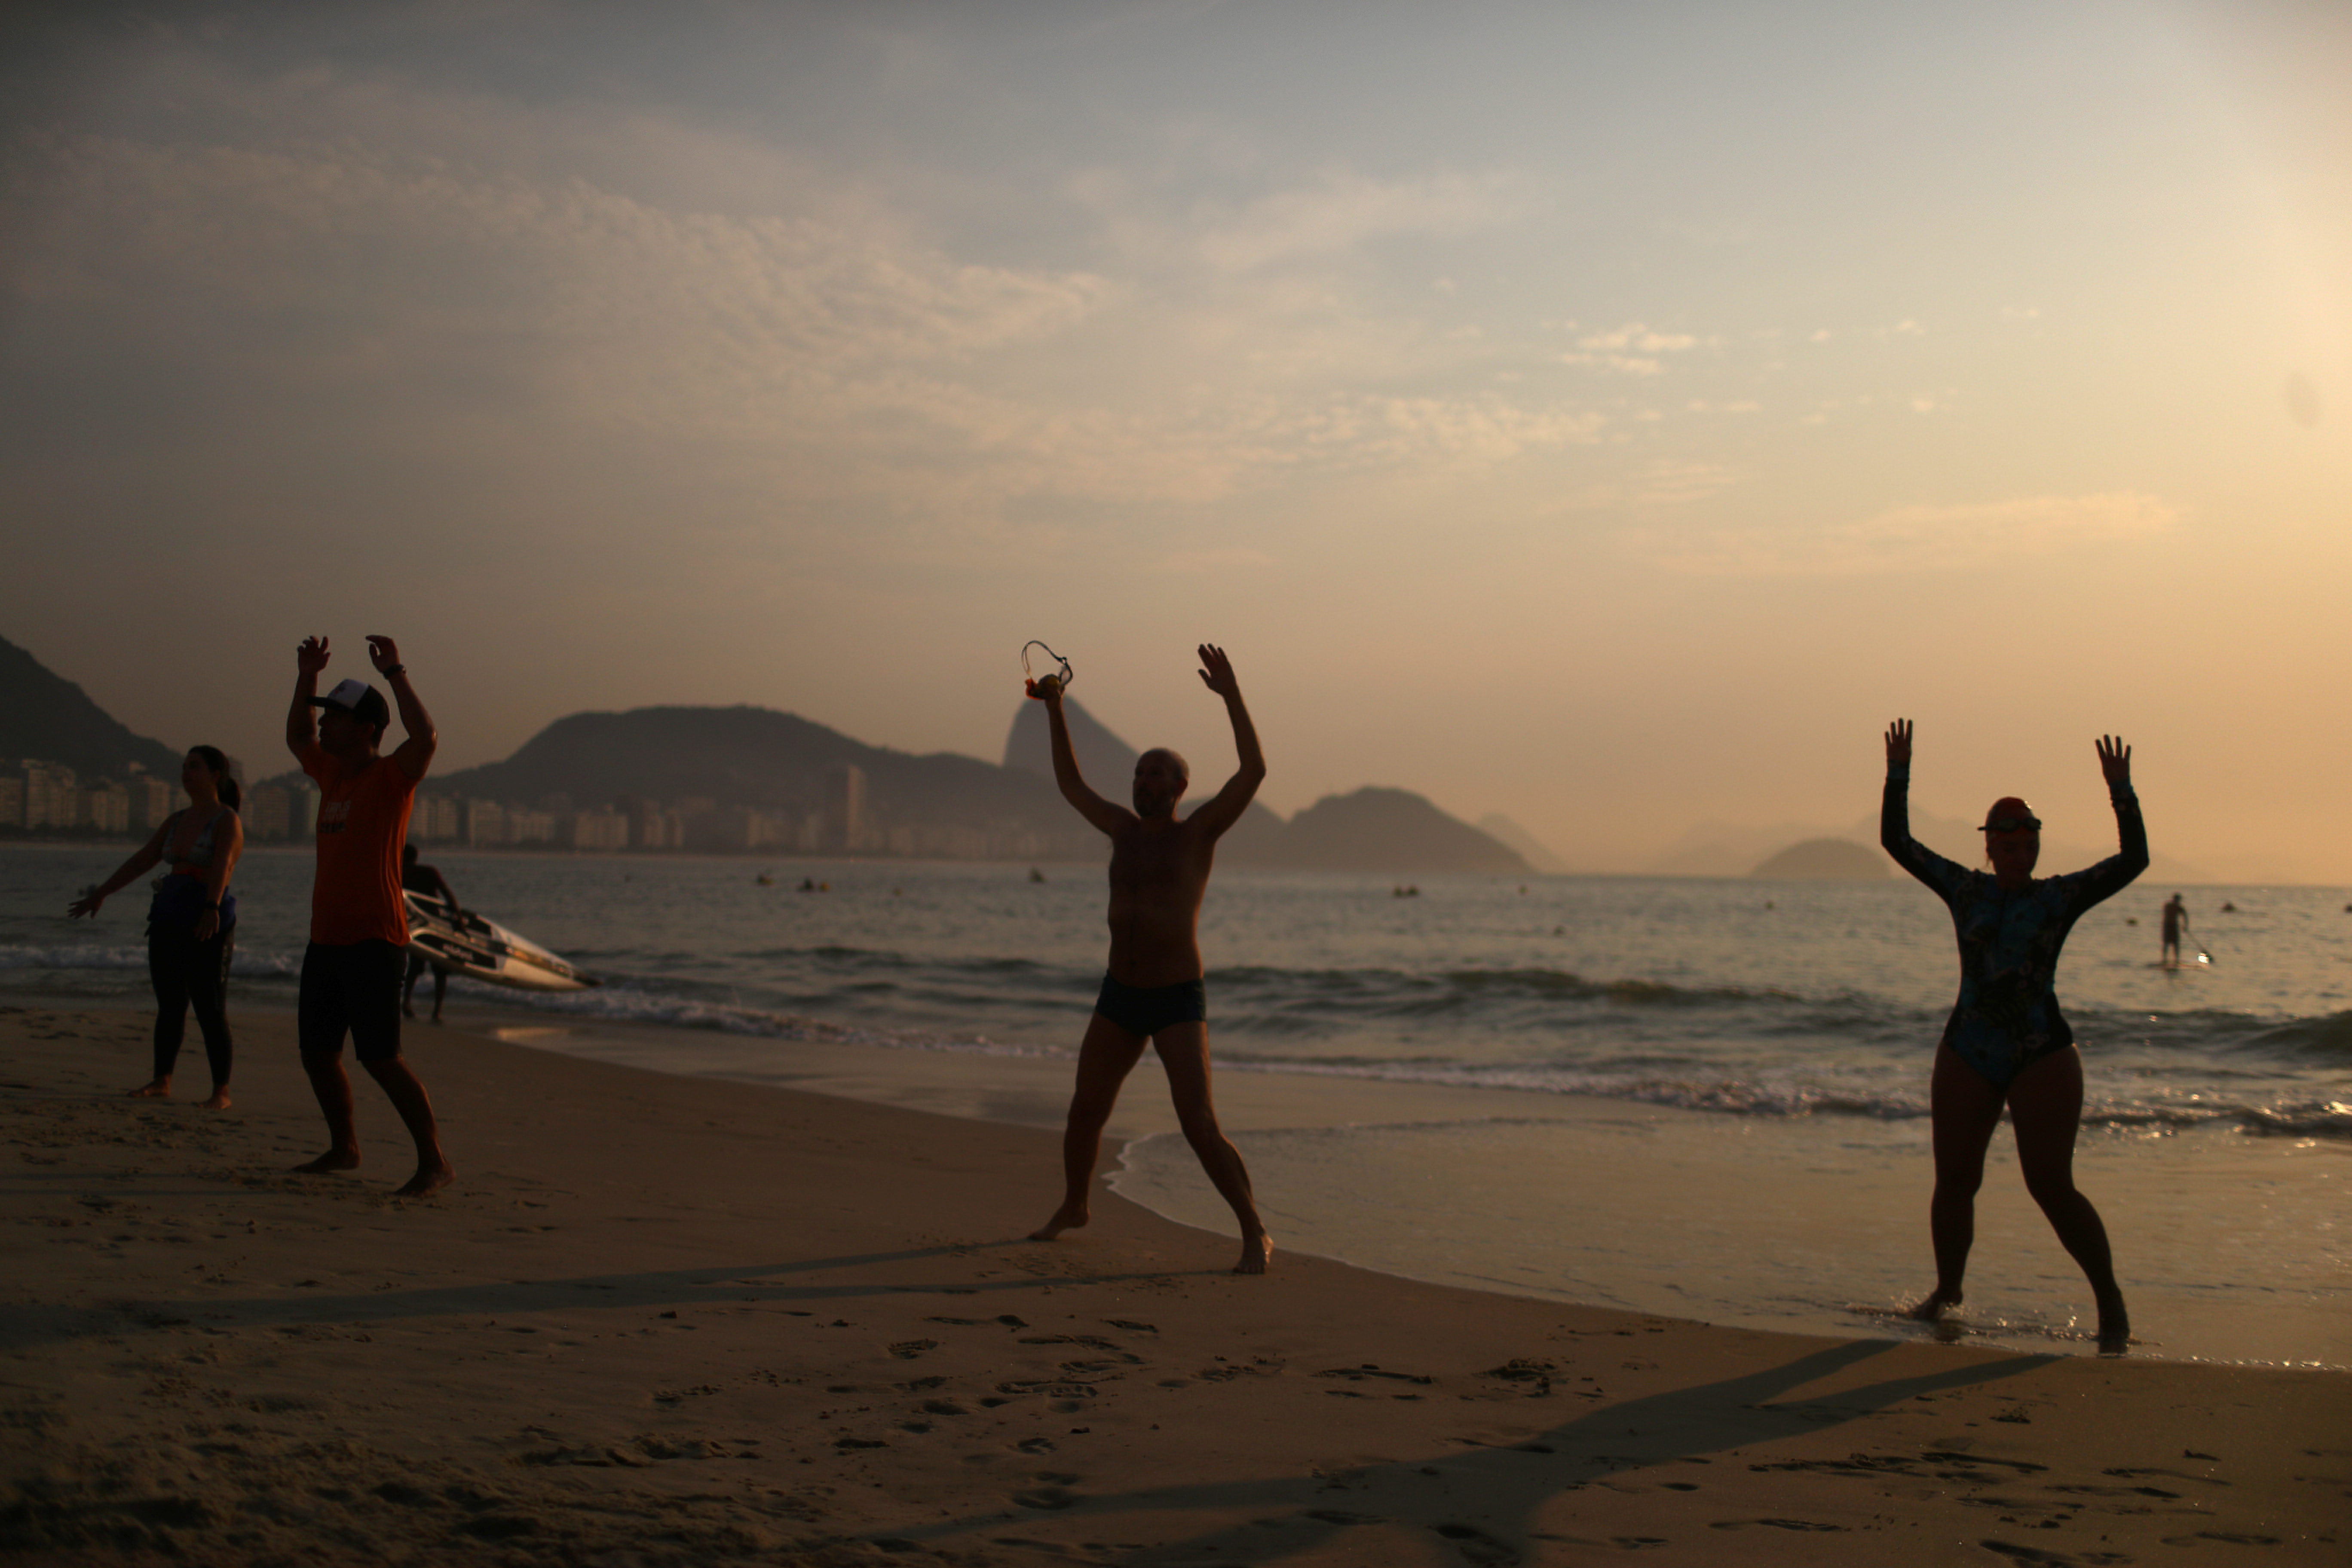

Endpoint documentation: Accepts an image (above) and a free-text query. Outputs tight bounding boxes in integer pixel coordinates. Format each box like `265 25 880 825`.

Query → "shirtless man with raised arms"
1027 644 1272 1274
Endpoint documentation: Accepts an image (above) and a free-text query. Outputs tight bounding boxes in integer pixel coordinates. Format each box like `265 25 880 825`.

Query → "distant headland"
0 633 1527 873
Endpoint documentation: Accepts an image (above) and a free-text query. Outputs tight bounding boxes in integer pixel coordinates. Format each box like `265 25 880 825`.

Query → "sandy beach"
3 1003 2345 1566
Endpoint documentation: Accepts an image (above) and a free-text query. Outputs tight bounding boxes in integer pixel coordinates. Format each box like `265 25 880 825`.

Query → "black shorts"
300 941 405 1064
1093 973 1208 1039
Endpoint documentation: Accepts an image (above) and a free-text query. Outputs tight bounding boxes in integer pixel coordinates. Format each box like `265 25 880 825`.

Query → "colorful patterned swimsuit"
1880 767 2147 1090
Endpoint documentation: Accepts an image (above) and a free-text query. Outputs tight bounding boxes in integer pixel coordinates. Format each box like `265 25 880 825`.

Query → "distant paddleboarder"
1880 718 2147 1352
2160 893 2190 969
1026 644 1272 1274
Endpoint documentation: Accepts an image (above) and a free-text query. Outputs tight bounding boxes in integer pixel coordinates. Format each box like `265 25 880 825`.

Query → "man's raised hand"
1884 717 1913 767
367 635 403 674
1197 643 1240 699
297 636 331 675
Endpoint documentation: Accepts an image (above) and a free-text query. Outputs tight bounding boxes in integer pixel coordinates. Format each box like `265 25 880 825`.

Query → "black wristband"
383 664 407 678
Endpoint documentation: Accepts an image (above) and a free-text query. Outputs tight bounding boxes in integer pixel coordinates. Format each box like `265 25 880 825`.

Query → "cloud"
1185 170 1518 273
1155 545 1278 574
1638 492 2180 575
0 110 1602 535
1560 320 1704 376
1577 325 1698 354
1556 460 1738 511
1359 396 1607 465
5 131 1108 402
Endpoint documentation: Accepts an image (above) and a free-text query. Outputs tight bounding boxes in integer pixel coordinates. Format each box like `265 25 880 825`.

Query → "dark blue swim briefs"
1093 972 1207 1039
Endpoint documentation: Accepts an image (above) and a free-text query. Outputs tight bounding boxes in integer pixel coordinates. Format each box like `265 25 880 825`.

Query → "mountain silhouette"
1749 837 1890 881
1478 812 1568 873
0 631 1537 874
433 705 1083 847
433 702 1520 872
1003 695 1137 787
1265 787 1527 874
0 634 183 779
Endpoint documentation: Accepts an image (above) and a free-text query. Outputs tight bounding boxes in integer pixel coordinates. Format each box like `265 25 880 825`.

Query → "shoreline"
12 986 2343 1372
4 1003 2346 1565
496 1004 2352 1371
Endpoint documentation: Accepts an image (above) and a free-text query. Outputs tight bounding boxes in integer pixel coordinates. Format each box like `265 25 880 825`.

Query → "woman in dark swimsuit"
1880 719 2146 1352
68 747 246 1109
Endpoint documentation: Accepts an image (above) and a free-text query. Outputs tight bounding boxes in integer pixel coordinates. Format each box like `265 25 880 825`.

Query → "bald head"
1133 747 1190 818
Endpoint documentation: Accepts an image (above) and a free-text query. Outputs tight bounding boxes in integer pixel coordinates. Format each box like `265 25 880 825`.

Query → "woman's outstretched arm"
2077 734 2148 898
67 821 170 918
1880 718 1962 892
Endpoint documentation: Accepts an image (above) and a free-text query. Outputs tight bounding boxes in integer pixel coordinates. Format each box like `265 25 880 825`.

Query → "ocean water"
6 843 2346 1364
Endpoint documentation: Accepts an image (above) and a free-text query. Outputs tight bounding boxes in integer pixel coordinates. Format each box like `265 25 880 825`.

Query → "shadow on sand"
883 1338 2055 1564
0 1240 1216 1348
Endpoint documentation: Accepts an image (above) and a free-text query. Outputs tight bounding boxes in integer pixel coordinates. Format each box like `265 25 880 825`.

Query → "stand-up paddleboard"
402 891 598 992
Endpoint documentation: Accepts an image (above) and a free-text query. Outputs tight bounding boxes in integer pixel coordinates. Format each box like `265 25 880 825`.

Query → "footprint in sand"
1432 1522 1521 1565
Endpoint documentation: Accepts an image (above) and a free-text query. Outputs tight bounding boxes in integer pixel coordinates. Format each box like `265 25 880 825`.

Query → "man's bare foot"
1028 1204 1089 1241
1906 1286 1962 1321
127 1079 170 1099
395 1160 455 1198
199 1088 231 1110
2095 1292 2131 1354
294 1149 360 1175
1233 1234 1273 1275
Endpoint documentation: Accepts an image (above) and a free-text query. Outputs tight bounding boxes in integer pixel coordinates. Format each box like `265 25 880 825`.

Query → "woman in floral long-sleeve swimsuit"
1880 719 2146 1353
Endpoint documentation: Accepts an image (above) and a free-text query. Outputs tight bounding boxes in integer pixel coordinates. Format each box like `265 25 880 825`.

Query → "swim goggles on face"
1980 814 2042 833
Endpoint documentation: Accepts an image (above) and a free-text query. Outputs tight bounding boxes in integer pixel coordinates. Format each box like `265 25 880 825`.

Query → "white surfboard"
402 891 598 992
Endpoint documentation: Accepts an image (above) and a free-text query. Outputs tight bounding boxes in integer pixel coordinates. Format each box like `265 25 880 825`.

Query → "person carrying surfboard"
1026 643 1272 1274
400 842 459 1024
286 634 454 1198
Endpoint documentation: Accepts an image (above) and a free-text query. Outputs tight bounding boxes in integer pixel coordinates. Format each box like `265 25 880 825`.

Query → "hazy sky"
5 1 2347 879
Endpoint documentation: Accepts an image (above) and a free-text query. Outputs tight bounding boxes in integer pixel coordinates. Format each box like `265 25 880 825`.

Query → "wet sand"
3 1003 2345 1565
462 1009 2352 1368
